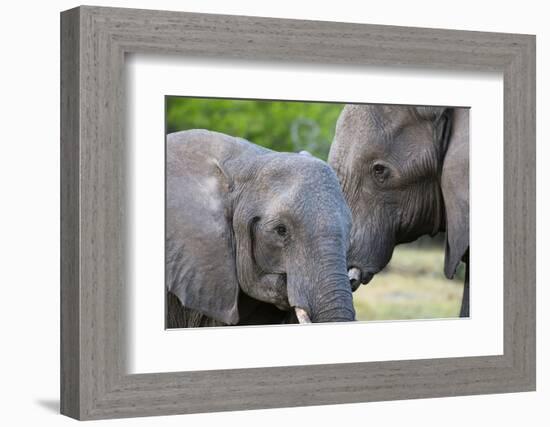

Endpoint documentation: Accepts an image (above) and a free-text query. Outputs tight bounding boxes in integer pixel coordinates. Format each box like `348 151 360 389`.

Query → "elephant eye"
373 164 385 175
275 225 287 237
372 163 389 182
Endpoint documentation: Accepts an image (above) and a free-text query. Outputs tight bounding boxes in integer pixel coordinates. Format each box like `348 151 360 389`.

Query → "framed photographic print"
61 5 536 420
163 96 469 330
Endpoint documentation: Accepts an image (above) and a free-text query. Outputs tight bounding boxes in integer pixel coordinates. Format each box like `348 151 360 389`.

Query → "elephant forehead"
262 155 339 185
338 104 438 148
263 180 351 231
339 104 409 134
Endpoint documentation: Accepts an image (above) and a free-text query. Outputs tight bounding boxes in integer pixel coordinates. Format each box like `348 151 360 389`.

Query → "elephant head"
328 104 469 289
167 129 355 326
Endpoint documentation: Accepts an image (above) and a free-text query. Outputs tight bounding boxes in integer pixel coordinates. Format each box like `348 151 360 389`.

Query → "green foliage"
166 97 344 160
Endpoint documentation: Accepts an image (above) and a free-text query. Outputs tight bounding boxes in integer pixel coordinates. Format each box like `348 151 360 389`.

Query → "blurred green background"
166 97 344 160
166 96 464 321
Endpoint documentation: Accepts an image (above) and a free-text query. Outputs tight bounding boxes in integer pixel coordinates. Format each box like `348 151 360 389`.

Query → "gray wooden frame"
60 5 536 420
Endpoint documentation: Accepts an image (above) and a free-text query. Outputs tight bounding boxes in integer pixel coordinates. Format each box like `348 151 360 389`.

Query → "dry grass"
353 245 464 321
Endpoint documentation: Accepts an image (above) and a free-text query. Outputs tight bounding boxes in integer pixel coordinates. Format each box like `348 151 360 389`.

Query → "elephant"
328 104 470 317
166 129 355 328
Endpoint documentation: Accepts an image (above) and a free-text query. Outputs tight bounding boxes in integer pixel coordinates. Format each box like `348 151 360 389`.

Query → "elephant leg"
166 290 226 328
166 290 186 328
459 263 470 318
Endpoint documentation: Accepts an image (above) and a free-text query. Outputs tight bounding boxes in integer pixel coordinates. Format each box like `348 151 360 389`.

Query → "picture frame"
60 5 536 420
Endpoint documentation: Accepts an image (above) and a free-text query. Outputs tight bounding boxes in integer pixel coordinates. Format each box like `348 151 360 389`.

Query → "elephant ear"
166 130 241 325
440 108 470 279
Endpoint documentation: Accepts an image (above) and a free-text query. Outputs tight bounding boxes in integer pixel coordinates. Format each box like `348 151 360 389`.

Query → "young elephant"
328 105 469 317
167 129 355 327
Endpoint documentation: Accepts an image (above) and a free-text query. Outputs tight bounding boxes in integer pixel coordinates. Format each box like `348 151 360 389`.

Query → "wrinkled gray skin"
328 105 470 317
167 129 355 327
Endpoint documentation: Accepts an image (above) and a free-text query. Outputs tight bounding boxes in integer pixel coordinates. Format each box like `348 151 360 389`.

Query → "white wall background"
0 0 546 425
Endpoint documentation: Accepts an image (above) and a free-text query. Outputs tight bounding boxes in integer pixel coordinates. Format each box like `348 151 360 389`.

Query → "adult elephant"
328 105 469 317
166 129 355 328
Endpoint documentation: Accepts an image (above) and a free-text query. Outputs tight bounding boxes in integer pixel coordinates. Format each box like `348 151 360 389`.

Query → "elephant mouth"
270 273 291 311
347 267 374 291
269 274 314 324
273 274 314 324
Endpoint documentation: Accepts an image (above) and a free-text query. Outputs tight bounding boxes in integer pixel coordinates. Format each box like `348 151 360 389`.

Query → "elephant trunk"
312 283 355 323
288 237 355 323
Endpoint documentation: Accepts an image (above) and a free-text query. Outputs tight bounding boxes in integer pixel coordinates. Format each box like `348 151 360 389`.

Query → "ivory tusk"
295 307 312 324
348 267 361 291
348 267 361 282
